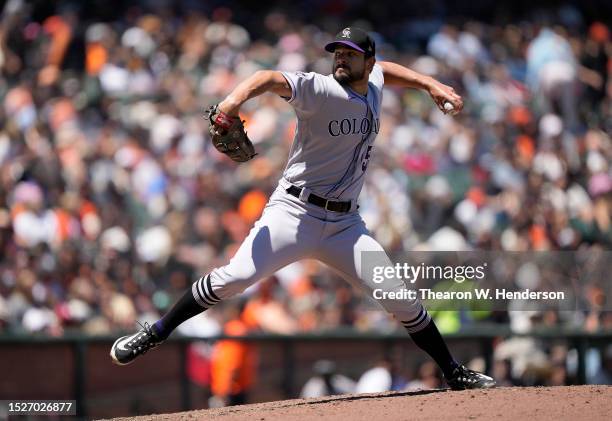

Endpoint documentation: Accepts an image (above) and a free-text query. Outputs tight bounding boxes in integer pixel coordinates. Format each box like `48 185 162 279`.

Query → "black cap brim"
324 40 366 54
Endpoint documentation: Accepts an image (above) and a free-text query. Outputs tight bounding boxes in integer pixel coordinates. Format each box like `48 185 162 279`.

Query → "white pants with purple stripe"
192 181 430 333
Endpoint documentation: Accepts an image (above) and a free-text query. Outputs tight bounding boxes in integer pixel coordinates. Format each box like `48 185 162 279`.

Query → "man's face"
332 46 367 85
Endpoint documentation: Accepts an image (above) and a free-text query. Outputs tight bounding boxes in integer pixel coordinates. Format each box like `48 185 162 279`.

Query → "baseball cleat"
110 322 164 365
445 365 496 390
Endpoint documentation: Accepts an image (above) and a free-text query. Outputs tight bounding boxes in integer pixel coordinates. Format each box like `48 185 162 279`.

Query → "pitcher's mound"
101 385 612 421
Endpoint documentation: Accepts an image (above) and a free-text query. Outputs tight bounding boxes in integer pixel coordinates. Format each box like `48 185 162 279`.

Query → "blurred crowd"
0 0 610 345
299 340 612 400
203 336 612 405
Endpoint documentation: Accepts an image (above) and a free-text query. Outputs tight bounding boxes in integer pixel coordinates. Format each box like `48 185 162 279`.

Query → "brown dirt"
98 385 612 421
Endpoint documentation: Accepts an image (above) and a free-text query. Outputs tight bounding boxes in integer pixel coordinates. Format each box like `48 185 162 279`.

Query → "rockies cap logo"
341 28 351 38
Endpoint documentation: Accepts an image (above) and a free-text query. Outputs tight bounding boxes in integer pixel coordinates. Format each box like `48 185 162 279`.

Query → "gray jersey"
280 63 384 202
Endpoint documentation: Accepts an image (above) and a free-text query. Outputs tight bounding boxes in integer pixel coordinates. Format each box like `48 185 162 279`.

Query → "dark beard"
333 66 365 85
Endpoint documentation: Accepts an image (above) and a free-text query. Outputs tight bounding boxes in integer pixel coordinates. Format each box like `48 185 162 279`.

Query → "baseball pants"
192 180 430 332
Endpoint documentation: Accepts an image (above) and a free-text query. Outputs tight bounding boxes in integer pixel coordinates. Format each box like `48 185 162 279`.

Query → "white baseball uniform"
193 64 430 332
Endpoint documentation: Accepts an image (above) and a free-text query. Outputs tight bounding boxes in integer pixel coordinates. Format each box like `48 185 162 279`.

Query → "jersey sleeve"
280 71 328 117
369 63 385 92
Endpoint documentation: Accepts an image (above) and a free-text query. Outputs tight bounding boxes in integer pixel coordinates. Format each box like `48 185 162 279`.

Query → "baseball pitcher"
111 27 495 391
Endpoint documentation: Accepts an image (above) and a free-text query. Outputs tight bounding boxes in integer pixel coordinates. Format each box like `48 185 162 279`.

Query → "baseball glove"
204 104 256 163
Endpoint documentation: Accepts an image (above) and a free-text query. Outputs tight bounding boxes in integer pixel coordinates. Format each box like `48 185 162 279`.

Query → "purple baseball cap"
325 27 376 57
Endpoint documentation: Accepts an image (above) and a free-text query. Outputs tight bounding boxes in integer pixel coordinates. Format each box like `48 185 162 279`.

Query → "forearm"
379 60 463 114
220 70 290 115
378 61 435 91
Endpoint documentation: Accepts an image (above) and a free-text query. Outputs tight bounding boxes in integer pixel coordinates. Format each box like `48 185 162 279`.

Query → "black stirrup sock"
153 275 220 339
407 318 459 378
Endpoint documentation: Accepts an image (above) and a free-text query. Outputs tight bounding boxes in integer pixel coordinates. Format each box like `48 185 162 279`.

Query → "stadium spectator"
591 345 612 385
355 359 394 394
209 300 258 406
403 361 443 391
300 360 356 398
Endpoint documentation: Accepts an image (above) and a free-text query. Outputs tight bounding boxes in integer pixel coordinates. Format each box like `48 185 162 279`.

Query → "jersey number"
362 145 373 171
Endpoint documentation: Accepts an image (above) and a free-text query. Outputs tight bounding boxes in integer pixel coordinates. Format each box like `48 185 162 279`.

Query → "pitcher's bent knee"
207 266 259 299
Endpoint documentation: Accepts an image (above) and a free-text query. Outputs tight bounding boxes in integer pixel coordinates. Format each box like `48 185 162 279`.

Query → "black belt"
286 185 351 213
